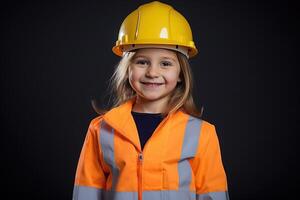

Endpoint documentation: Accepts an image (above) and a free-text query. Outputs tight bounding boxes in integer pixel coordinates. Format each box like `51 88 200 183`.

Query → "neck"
132 96 169 113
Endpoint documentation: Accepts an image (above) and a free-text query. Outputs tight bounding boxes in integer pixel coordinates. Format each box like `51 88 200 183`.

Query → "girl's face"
128 48 181 108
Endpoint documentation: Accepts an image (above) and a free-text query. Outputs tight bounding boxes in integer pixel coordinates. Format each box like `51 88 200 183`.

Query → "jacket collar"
103 97 187 152
103 97 141 151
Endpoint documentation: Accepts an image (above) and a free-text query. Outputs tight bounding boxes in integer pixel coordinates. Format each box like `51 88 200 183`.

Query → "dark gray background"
1 0 298 199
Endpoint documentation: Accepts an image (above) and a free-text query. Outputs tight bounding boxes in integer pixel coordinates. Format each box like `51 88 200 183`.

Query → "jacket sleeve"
192 122 229 200
73 117 106 200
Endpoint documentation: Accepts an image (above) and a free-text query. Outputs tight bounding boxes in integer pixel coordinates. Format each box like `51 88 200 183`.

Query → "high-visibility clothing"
73 98 229 200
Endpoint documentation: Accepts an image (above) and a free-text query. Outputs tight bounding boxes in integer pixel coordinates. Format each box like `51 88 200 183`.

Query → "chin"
140 94 169 101
141 96 161 101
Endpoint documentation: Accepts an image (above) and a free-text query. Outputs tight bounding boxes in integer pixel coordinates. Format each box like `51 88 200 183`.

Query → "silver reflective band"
104 190 139 200
73 186 139 200
73 186 229 200
100 121 119 190
143 190 196 200
73 186 103 200
178 116 202 190
197 191 230 200
122 44 189 58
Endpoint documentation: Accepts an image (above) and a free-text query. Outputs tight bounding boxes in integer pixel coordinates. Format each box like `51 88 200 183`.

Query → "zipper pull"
139 153 143 162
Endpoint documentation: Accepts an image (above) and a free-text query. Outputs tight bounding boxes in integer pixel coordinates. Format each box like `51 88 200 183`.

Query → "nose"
145 65 160 78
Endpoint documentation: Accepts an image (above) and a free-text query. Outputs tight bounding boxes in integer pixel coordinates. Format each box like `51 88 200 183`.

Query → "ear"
177 77 182 83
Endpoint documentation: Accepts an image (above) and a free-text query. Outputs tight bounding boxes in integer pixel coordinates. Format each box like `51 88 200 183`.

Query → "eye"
135 59 149 66
161 61 172 67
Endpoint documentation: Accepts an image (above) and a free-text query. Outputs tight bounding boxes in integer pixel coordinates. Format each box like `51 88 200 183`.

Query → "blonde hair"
92 51 203 118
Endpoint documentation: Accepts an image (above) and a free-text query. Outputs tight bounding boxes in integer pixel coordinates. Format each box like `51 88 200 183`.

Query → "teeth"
143 82 162 86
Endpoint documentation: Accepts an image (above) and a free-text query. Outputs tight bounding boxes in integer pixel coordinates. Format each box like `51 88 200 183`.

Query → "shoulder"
183 116 223 158
183 113 218 140
82 115 108 141
195 119 222 153
200 119 216 133
182 112 216 131
87 115 105 132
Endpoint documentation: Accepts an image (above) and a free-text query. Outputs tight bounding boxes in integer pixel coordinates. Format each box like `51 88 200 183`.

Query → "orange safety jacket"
73 98 229 200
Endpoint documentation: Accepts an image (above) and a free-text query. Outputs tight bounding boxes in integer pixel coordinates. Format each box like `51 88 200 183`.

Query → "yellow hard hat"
112 1 198 58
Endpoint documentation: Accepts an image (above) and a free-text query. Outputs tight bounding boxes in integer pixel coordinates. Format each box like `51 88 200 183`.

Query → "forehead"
133 48 178 59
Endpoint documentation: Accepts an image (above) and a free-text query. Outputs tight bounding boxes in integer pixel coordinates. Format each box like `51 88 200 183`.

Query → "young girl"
73 1 229 200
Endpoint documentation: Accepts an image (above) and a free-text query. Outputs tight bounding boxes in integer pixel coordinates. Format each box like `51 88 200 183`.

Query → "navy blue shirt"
131 111 164 150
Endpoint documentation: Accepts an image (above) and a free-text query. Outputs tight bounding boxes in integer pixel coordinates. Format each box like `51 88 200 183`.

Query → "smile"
141 82 164 87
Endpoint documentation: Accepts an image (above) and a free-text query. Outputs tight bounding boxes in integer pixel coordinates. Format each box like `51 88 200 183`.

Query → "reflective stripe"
104 191 138 200
100 121 119 190
197 191 230 200
73 187 229 200
73 185 139 200
143 190 196 200
73 185 103 200
178 116 202 190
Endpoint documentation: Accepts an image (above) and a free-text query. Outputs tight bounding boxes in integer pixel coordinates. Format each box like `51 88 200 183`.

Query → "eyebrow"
133 55 177 62
161 56 177 62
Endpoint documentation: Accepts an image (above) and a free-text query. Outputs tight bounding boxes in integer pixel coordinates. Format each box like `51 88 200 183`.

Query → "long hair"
92 50 203 118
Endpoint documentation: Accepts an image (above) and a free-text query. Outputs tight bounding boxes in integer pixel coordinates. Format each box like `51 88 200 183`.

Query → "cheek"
128 70 137 91
165 71 181 84
129 68 143 82
128 70 133 82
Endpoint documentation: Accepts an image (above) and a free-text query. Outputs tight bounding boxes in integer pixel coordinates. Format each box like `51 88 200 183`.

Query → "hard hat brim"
112 43 198 58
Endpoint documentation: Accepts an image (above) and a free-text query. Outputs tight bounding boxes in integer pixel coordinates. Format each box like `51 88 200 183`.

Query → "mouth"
141 82 164 87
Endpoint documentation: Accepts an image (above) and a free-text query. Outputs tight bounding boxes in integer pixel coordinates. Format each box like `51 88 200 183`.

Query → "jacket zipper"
138 153 143 200
137 114 172 200
104 113 172 200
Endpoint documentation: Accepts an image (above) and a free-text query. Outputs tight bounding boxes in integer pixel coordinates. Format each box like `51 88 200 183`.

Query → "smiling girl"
129 48 182 114
72 1 229 200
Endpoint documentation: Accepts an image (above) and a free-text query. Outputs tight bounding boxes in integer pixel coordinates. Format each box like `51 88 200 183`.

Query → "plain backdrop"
1 0 298 199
